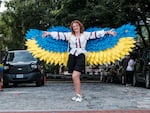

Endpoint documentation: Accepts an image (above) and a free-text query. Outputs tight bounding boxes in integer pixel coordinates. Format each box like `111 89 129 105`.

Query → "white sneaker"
71 96 77 101
72 94 83 102
75 96 83 102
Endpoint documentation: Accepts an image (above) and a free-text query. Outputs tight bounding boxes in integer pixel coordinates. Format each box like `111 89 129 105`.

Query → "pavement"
0 80 150 113
0 110 150 113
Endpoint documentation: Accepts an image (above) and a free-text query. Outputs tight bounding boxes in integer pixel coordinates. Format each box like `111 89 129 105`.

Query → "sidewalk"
0 110 150 113
0 81 150 113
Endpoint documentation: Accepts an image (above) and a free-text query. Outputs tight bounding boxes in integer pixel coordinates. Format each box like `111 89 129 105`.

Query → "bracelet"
47 32 50 36
106 31 110 35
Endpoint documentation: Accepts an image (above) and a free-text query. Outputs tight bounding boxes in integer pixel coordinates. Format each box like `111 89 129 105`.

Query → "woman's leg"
72 70 81 95
129 71 134 84
126 71 129 84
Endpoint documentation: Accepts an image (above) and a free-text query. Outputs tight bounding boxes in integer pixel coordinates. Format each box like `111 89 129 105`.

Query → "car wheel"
133 73 137 87
36 80 41 87
121 75 125 85
36 75 44 87
13 83 18 87
145 71 150 89
36 77 43 86
3 77 9 88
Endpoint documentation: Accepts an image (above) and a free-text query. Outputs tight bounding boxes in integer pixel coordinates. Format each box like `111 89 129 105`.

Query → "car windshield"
6 51 37 63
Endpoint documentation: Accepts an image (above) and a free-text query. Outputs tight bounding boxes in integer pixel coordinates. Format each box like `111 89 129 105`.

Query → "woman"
125 54 136 86
42 20 116 102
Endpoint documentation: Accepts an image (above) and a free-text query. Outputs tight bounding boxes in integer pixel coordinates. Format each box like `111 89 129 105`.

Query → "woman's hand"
42 31 50 38
107 29 117 36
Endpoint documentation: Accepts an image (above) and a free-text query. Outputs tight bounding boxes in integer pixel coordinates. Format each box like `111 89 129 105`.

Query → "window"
6 51 37 63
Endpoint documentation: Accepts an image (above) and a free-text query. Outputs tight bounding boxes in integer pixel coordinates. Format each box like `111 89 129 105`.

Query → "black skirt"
67 54 85 73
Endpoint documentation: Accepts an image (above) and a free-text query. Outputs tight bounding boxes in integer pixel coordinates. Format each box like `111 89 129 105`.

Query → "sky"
0 0 9 13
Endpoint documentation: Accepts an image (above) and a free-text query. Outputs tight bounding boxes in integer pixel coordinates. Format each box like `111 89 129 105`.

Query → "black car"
133 48 150 88
3 50 46 87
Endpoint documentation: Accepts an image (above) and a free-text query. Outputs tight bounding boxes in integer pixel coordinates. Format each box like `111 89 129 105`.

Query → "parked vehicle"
133 48 150 88
2 50 46 87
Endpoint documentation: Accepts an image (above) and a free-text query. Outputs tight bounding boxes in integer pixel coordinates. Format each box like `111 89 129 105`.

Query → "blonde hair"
70 20 84 34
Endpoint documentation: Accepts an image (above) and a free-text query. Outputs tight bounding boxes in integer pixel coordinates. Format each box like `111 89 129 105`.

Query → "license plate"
16 74 24 78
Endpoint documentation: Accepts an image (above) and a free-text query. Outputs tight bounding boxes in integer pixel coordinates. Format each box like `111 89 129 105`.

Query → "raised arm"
85 29 116 40
42 31 70 40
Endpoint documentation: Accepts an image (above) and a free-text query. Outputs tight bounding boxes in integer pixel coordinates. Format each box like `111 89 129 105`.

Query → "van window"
6 51 37 63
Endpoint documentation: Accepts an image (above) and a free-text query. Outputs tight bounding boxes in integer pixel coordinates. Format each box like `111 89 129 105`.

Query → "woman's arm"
85 29 116 40
42 31 70 40
105 29 116 36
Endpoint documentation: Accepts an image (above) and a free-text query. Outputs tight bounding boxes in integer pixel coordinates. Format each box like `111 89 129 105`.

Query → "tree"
0 0 57 50
0 0 149 50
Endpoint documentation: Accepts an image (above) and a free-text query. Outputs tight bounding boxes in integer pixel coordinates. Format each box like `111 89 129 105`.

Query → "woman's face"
72 22 80 33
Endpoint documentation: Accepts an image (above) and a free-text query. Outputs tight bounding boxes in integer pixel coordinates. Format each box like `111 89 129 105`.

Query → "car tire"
133 73 138 87
36 75 44 87
145 71 150 89
13 83 18 87
36 80 41 87
3 77 9 88
36 77 43 87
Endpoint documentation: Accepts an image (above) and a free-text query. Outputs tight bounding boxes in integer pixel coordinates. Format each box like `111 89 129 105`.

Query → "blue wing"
26 26 70 52
86 23 136 52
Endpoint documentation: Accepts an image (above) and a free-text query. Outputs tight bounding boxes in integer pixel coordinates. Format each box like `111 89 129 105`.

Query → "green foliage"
0 0 150 51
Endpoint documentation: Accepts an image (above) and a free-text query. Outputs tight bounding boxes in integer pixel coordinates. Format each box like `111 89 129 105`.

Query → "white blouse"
49 30 106 56
126 59 136 71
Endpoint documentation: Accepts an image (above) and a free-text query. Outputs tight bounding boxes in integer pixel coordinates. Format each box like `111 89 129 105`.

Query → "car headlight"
4 65 9 70
31 64 38 69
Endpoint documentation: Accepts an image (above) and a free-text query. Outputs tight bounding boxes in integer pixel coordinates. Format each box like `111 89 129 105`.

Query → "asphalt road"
0 81 150 112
